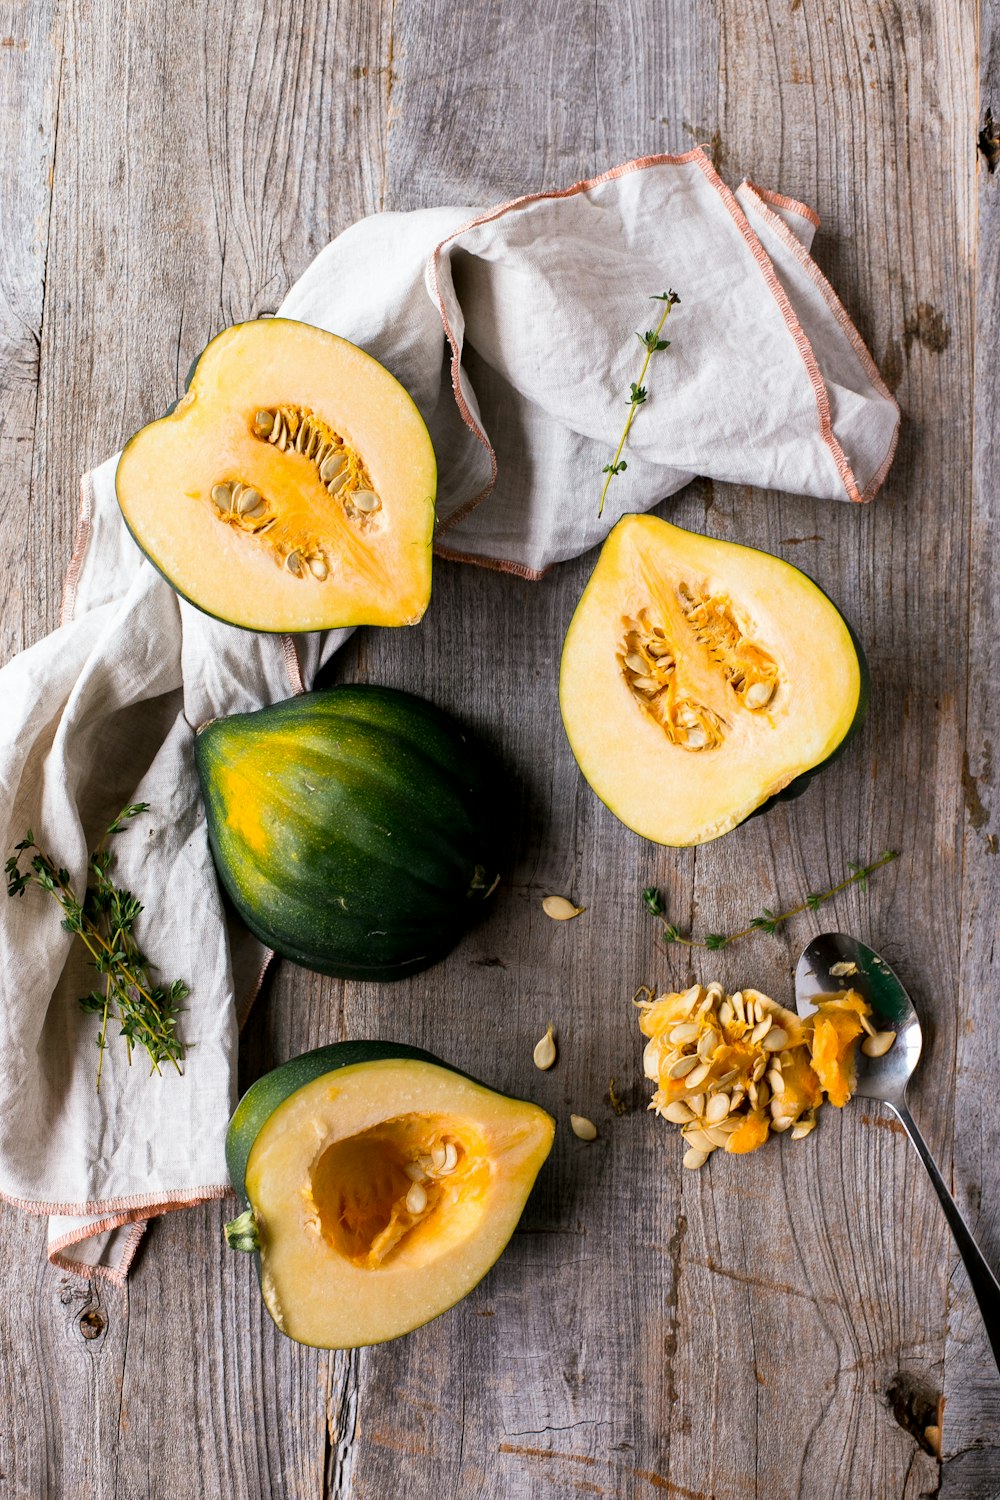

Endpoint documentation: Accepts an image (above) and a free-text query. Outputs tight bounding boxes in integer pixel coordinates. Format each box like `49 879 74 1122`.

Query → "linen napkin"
0 147 899 1282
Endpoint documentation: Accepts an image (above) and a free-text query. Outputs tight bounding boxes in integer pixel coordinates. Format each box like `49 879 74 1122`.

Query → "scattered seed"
682 1127 715 1153
697 1029 717 1060
770 1117 793 1133
405 1182 428 1215
687 1092 706 1117
686 1060 712 1088
704 1124 734 1149
667 1053 701 1080
623 652 648 673
829 960 858 977
542 895 584 921
308 555 329 581
210 482 233 510
570 1114 598 1141
751 1056 767 1082
252 409 274 437
533 1025 557 1071
718 1000 734 1027
766 1068 785 1096
790 1118 816 1140
732 992 746 1025
403 1161 426 1182
750 1016 773 1044
861 1030 896 1058
683 1148 709 1170
859 1013 877 1037
762 1028 789 1052
709 1069 739 1091
663 1100 695 1124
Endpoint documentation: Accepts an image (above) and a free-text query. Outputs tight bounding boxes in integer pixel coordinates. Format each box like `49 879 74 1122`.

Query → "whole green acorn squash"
195 685 503 979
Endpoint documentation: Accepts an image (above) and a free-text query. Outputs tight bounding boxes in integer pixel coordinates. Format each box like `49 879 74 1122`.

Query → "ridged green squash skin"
195 686 503 981
225 1040 475 1205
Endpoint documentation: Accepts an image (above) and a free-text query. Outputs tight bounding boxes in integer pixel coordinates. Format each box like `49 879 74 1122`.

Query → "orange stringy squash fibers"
635 982 879 1169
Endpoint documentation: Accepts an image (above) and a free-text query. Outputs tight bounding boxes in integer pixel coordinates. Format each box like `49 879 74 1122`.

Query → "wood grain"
0 0 996 1496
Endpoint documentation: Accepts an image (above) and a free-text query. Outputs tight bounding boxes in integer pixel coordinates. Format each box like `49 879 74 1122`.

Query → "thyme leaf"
599 289 680 516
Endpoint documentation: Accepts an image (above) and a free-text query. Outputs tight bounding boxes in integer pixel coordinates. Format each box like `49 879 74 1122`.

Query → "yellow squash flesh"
560 515 864 846
244 1059 554 1348
116 319 436 632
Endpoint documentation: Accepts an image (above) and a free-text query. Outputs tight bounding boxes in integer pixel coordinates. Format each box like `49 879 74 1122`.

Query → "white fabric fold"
0 148 898 1280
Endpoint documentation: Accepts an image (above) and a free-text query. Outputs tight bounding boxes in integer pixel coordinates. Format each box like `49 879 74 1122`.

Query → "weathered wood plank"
939 3 1000 1492
0 0 995 1496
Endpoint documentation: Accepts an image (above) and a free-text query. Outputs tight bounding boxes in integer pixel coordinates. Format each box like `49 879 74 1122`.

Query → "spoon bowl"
795 931 922 1105
795 931 1000 1373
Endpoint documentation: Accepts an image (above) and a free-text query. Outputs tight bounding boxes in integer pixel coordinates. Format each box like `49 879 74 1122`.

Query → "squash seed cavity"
618 587 782 751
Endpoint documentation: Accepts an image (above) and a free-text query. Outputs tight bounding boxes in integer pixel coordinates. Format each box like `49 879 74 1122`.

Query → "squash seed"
570 1114 598 1141
762 1028 788 1052
533 1025 557 1071
683 1148 709 1170
542 895 584 921
744 681 774 709
750 1016 772 1044
327 471 350 496
790 1117 816 1140
405 1182 428 1215
705 1093 730 1124
687 1092 706 1117
403 1161 427 1182
441 1143 459 1174
718 1000 734 1027
667 1053 700 1080
669 1021 700 1046
697 1029 717 1060
703 1124 734 1149
770 1117 793 1133
430 1141 448 1172
766 1068 785 1096
686 1060 712 1088
320 452 345 482
285 551 304 577
682 1127 715 1153
662 1100 695 1124
624 652 648 673
308 555 329 581
236 486 264 516
861 1030 896 1058
352 490 381 513
252 409 274 437
211 482 233 510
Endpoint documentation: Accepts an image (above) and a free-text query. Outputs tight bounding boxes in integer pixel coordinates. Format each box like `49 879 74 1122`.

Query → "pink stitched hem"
687 154 863 503
0 1180 231 1219
60 472 95 625
238 946 275 1031
745 181 821 230
428 148 709 545
433 541 546 580
281 634 304 695
50 1221 148 1287
738 180 899 502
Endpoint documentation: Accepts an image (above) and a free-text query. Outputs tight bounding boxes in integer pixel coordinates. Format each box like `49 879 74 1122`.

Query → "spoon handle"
893 1099 1000 1371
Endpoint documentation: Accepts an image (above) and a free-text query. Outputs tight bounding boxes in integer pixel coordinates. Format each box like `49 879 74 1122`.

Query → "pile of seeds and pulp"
637 982 896 1168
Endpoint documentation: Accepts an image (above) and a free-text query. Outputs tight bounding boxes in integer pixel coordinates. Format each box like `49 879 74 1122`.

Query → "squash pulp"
560 516 867 846
225 1043 555 1347
116 319 436 632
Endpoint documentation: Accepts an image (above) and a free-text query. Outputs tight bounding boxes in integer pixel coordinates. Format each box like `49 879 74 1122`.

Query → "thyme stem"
599 290 680 516
642 850 899 952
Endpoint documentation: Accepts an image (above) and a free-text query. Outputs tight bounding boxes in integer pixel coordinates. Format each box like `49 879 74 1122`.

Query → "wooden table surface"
2 0 998 1496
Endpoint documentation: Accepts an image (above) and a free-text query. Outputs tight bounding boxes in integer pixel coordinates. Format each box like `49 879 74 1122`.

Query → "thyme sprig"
599 289 681 516
6 804 188 1092
642 850 899 953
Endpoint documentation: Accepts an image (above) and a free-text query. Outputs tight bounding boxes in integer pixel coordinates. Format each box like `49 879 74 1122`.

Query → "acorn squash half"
116 319 436 632
224 1042 555 1347
560 516 867 846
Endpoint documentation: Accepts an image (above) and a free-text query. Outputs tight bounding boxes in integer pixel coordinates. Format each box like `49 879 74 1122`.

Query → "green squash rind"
195 685 504 981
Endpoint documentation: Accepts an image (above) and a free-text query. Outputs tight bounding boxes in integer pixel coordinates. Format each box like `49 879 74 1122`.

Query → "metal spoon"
795 931 1000 1371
